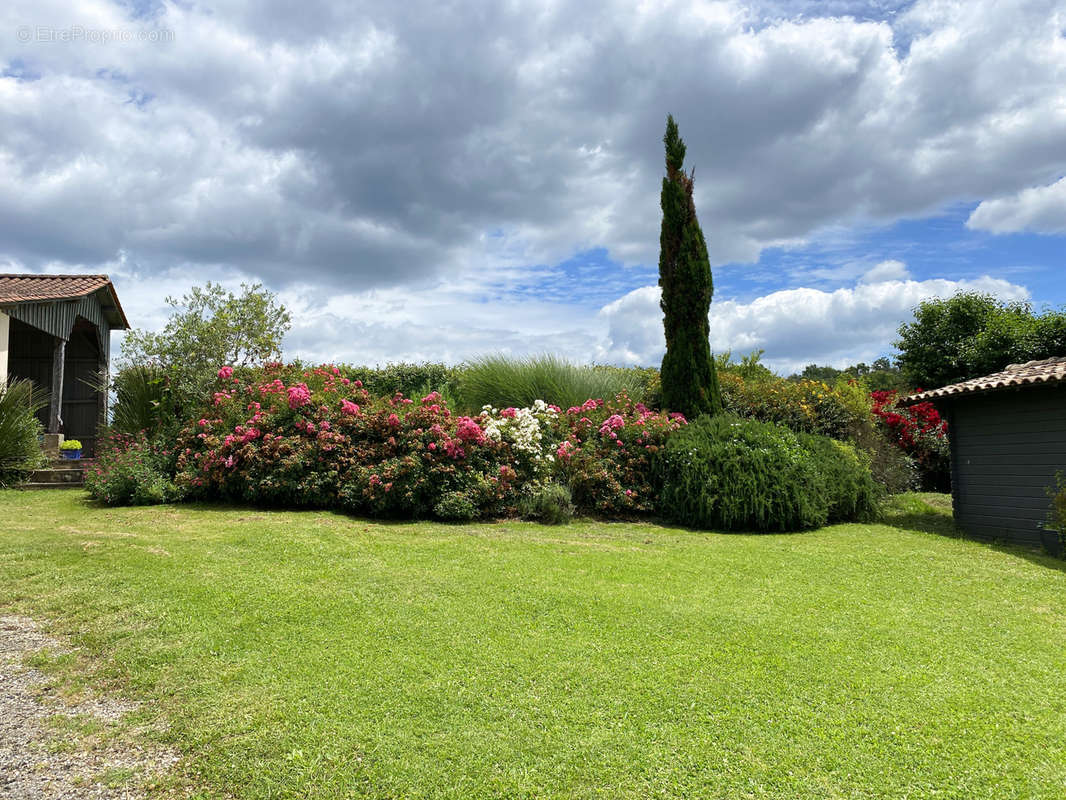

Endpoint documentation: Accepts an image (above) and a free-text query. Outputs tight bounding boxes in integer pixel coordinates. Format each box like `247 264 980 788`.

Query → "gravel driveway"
0 615 179 798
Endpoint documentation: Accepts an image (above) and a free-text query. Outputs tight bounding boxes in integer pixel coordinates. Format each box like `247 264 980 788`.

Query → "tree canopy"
895 292 1066 390
121 282 291 401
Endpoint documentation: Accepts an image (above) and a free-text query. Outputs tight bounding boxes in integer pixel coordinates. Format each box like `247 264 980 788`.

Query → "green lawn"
2 490 1064 799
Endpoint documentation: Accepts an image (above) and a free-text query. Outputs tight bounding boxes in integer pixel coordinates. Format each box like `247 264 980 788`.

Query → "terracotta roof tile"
904 356 1066 403
0 274 113 303
0 274 129 329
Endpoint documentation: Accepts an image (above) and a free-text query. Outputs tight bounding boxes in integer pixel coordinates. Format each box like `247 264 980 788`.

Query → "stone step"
22 482 85 491
27 472 86 485
28 460 94 486
47 457 95 468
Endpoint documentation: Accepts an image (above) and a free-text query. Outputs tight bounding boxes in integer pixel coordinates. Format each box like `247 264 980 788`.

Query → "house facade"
0 274 129 457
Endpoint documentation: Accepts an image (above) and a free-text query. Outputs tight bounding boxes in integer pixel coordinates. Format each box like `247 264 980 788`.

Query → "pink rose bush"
554 392 686 516
479 394 687 516
89 362 689 520
174 363 516 520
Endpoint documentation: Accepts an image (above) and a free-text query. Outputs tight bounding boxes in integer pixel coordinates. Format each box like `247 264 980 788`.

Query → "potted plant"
1043 473 1066 558
59 439 83 460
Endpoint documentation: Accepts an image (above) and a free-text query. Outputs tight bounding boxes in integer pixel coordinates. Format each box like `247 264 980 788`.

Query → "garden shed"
905 357 1066 552
0 274 129 457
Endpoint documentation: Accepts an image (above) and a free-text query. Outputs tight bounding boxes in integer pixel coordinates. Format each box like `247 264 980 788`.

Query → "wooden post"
49 336 65 434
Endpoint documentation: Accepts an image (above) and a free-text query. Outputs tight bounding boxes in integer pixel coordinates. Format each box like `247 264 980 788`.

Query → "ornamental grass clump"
457 354 645 412
0 378 46 487
656 414 876 532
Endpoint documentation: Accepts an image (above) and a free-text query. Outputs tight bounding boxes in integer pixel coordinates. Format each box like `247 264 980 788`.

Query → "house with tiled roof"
905 357 1066 554
0 274 130 456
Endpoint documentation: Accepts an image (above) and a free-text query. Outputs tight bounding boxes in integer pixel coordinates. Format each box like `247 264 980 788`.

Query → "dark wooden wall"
8 316 103 456
63 319 103 456
7 317 52 432
946 385 1066 548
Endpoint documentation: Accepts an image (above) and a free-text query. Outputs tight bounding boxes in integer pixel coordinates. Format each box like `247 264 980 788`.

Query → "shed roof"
0 274 129 329
904 356 1066 404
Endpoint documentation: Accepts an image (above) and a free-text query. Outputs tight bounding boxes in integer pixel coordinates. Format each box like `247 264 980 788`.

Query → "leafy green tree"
895 293 1066 389
716 349 777 382
794 363 843 384
658 114 722 418
121 282 291 405
788 358 908 392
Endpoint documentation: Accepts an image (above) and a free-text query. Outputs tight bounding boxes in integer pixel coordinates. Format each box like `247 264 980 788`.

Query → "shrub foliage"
557 394 687 517
90 358 888 531
657 415 877 532
1044 471 1066 555
163 364 683 522
518 483 575 525
85 431 176 505
871 391 949 491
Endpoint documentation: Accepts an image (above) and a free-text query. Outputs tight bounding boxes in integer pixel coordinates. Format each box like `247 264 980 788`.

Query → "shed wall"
947 385 1066 547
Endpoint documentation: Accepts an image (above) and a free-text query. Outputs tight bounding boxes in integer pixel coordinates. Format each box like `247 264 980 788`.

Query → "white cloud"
598 273 1031 373
1 0 1063 368
859 259 911 283
1 0 1064 286
966 176 1066 235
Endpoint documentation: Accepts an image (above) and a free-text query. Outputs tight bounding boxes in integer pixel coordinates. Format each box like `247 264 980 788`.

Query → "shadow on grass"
75 493 491 529
73 491 1066 571
879 492 1066 574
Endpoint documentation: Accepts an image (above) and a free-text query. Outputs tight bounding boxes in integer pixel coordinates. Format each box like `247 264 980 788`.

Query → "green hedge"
340 362 461 400
656 414 877 532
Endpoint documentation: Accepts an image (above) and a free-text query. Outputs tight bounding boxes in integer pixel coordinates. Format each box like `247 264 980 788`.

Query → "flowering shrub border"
555 394 686 517
160 364 688 521
89 361 893 527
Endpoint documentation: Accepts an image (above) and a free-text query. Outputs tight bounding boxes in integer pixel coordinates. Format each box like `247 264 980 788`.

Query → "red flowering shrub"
870 390 950 490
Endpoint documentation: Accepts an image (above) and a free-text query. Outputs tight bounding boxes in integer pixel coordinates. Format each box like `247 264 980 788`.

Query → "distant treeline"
786 357 908 393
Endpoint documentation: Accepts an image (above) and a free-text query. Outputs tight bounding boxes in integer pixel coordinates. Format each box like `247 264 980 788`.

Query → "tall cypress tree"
658 114 723 418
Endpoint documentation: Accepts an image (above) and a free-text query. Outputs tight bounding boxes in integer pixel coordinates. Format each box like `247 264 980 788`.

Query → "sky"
1 0 1064 375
